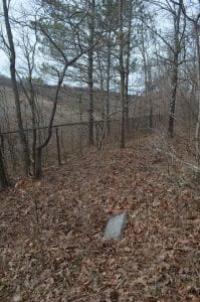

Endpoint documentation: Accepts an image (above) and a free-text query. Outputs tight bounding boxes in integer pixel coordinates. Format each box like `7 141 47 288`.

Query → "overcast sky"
0 0 36 75
1 0 197 93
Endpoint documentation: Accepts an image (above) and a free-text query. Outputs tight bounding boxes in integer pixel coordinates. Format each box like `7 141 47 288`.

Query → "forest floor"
0 133 200 302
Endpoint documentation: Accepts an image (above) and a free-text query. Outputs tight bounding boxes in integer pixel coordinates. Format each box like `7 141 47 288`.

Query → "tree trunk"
147 65 153 128
3 0 30 175
119 0 126 148
28 74 38 174
168 7 182 138
124 0 133 132
19 70 38 175
106 37 111 134
0 147 9 188
120 69 126 149
33 17 90 178
35 147 42 179
34 65 67 178
194 23 200 165
168 55 179 137
88 0 95 146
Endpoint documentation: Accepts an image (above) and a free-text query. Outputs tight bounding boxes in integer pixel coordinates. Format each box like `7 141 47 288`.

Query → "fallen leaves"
0 134 200 301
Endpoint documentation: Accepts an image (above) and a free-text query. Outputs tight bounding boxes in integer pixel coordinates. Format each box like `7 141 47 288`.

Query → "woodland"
0 0 200 301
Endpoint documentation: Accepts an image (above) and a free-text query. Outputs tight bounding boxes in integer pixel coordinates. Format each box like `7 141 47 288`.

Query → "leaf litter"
0 134 200 301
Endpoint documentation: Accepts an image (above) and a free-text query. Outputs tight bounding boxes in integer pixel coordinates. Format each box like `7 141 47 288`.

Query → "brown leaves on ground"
0 134 200 302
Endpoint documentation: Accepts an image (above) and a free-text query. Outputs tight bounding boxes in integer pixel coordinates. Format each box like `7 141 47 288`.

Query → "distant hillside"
0 74 172 132
0 75 124 131
0 75 13 88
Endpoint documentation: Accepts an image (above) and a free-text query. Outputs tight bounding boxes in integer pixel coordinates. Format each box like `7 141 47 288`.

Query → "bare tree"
138 22 154 128
87 0 96 145
33 12 97 177
2 0 30 175
168 3 186 137
119 0 126 148
34 28 89 177
124 0 134 131
17 28 39 175
175 0 200 163
141 1 186 137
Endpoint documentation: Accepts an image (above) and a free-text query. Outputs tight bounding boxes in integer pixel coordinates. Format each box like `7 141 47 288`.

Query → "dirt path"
0 135 200 301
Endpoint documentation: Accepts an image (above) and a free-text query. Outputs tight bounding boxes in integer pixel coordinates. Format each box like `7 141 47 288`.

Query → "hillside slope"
1 134 199 301
0 78 124 131
0 76 156 133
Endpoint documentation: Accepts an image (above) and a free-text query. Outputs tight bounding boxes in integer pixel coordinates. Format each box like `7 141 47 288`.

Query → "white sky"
0 0 36 75
0 0 198 93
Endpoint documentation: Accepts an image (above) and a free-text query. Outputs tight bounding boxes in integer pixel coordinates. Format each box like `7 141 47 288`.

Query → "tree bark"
3 0 30 175
88 0 95 146
168 6 182 138
119 0 126 148
0 147 9 188
124 0 133 132
168 53 179 137
194 24 200 165
106 36 111 134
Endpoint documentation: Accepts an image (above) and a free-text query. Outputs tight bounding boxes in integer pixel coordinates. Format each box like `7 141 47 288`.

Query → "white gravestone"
104 212 127 240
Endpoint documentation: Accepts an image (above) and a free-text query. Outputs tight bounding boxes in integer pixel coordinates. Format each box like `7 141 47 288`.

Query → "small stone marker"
104 212 127 240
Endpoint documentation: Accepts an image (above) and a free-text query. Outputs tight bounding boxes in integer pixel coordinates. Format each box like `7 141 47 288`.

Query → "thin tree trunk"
55 127 61 166
168 54 179 137
35 65 67 178
106 36 111 134
194 24 200 165
120 69 126 148
35 147 42 179
125 0 133 132
147 66 153 128
168 6 182 138
140 22 154 129
88 0 95 146
96 49 104 118
3 0 30 175
18 72 38 175
119 0 126 148
33 18 91 178
0 147 9 188
32 128 37 174
28 75 38 174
